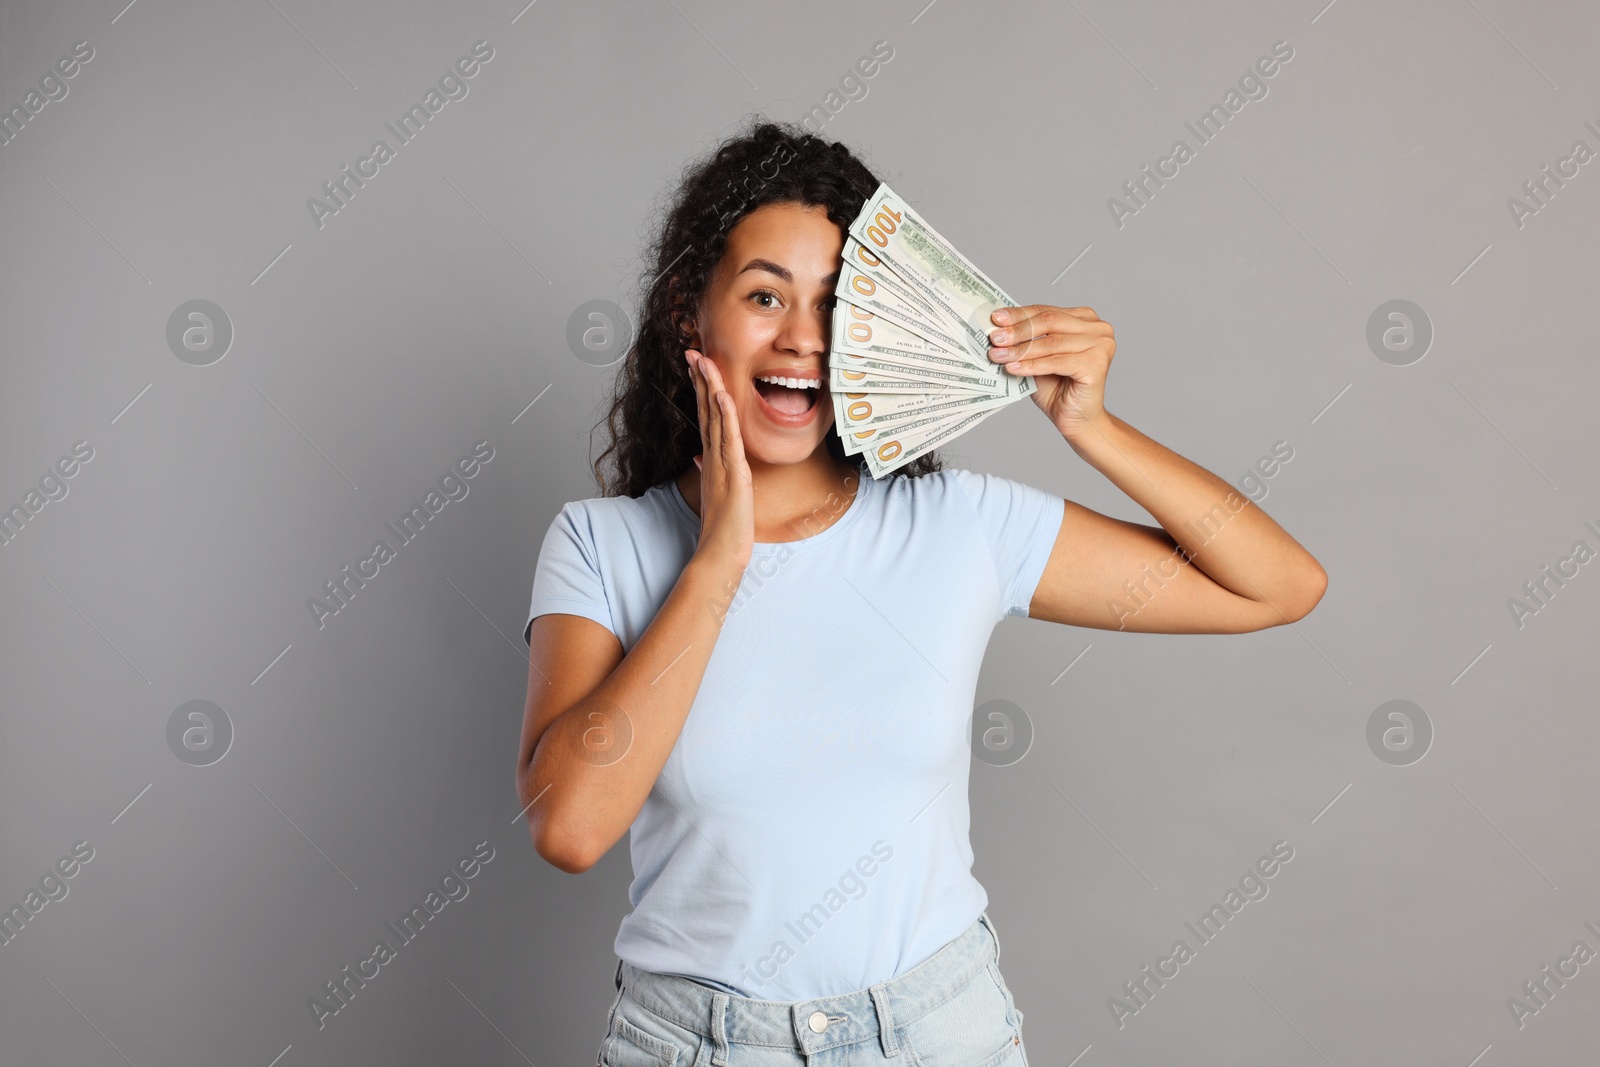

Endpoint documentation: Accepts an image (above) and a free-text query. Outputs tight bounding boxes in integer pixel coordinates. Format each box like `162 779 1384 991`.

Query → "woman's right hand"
685 350 754 575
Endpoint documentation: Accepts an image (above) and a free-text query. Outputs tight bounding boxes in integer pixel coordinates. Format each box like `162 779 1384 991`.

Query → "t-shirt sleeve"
951 468 1066 621
524 502 617 644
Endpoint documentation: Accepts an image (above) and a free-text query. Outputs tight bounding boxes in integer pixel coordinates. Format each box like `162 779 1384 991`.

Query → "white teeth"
755 374 821 390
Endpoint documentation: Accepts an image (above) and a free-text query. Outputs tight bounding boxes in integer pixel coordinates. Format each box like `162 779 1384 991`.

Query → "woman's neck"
675 452 861 544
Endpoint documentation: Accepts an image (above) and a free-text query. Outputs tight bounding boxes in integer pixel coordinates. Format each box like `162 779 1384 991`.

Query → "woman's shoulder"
553 481 689 534
909 466 1036 494
857 468 976 527
876 466 1053 518
876 466 979 502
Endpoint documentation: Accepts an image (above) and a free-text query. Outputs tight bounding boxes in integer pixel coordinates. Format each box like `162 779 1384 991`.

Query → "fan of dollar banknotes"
830 183 1037 479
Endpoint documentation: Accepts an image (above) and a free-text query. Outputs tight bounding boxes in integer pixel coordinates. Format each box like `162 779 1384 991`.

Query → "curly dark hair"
590 118 943 498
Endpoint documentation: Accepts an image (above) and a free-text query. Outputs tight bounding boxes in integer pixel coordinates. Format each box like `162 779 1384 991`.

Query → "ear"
667 273 703 350
670 310 701 352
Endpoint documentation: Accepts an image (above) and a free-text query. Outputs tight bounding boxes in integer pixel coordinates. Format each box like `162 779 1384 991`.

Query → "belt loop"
614 958 624 991
709 992 730 1067
870 983 899 1057
981 910 1001 962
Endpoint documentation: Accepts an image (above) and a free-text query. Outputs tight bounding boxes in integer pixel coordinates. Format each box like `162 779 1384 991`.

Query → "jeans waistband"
614 911 1003 1060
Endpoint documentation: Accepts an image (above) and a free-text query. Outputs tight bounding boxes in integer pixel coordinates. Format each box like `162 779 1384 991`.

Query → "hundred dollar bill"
846 335 1032 405
832 361 930 386
831 368 996 394
862 404 1004 477
835 382 1024 437
832 335 1004 391
836 396 974 456
831 328 1005 391
846 402 991 462
849 183 1017 361
839 239 983 367
828 181 1041 477
832 298 991 368
835 262 970 356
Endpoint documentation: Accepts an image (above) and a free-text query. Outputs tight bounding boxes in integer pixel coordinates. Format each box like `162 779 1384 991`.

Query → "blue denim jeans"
597 911 1028 1067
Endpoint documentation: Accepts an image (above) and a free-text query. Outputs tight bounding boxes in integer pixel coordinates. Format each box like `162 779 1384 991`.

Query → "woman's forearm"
1064 411 1326 619
526 554 743 871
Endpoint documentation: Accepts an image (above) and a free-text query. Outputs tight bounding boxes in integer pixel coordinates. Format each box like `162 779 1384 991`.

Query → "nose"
776 303 827 359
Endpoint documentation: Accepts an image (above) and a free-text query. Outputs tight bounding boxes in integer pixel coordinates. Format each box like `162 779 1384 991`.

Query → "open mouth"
752 373 823 415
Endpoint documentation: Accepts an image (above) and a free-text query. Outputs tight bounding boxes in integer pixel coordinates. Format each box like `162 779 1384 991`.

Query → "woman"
516 121 1326 1066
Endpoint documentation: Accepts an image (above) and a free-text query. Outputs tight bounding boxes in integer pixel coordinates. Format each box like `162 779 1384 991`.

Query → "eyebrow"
735 258 840 286
736 258 792 282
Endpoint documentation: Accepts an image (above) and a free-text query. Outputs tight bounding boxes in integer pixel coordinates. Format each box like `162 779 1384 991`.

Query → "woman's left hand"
986 305 1115 441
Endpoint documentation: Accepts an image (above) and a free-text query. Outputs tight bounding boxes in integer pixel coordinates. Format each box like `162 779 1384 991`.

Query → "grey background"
1 0 1596 1064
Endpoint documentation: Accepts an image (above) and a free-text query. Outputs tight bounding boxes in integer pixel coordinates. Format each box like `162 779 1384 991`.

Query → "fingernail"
992 308 1012 325
990 347 1010 361
991 329 1011 344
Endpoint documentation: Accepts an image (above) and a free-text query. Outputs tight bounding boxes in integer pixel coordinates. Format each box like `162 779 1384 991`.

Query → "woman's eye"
750 290 780 309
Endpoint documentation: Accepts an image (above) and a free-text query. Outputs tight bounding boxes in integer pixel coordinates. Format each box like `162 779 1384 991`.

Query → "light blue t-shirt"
525 466 1065 1000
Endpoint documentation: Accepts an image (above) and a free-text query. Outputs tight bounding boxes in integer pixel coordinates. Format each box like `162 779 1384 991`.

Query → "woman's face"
692 201 843 467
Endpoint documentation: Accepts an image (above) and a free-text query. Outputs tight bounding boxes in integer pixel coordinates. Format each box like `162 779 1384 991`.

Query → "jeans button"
808 1010 829 1033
